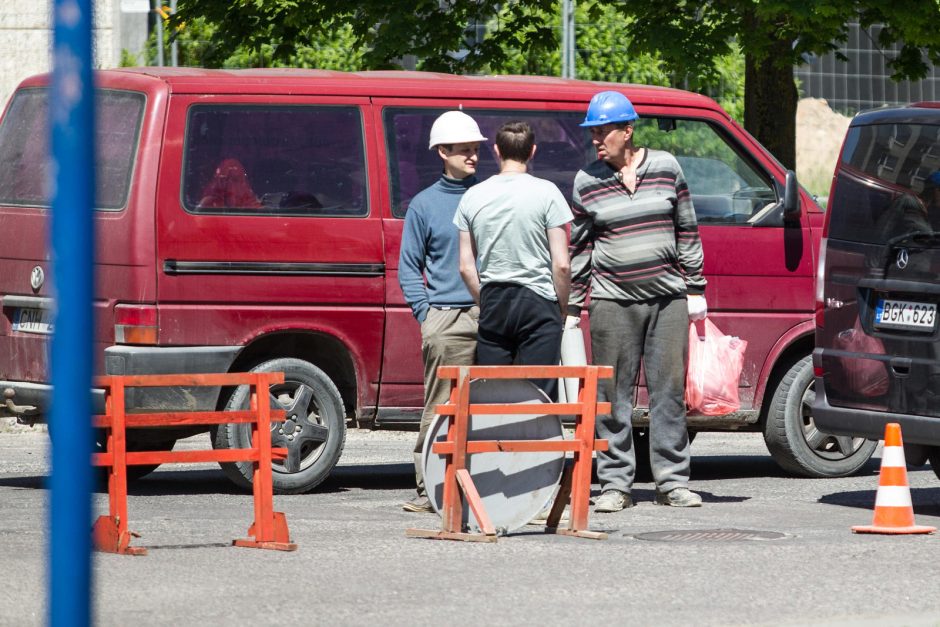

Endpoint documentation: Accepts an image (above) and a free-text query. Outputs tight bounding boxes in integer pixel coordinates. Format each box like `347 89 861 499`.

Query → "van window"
384 108 593 218
633 118 776 224
182 105 368 217
828 123 940 243
0 88 145 210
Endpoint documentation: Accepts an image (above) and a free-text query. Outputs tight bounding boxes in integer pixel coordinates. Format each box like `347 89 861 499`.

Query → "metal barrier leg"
407 368 498 542
234 374 297 551
92 379 146 555
553 367 607 540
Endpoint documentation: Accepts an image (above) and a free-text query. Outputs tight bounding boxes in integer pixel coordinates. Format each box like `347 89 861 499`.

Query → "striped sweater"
568 149 706 314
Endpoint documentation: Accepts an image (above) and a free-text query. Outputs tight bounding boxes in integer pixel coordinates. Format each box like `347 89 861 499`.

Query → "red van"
0 68 865 493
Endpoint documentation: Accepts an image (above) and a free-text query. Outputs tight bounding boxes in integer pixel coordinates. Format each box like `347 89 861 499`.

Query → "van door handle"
890 358 911 377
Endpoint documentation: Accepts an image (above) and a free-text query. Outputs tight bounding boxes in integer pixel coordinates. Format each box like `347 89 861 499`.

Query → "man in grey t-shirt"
454 121 572 395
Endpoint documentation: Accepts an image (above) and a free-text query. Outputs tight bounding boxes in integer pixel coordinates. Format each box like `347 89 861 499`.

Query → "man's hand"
564 315 581 329
687 294 707 321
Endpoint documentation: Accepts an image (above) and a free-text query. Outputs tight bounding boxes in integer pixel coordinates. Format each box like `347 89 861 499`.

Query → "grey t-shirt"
454 172 572 301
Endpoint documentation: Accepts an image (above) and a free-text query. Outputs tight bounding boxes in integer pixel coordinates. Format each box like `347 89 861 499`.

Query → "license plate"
12 308 54 334
874 298 937 331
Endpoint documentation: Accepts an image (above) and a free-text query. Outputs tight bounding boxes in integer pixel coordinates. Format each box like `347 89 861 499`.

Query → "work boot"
654 487 702 507
402 495 434 513
593 489 633 513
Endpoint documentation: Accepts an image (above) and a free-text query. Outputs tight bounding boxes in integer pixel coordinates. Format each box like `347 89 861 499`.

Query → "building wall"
0 0 149 108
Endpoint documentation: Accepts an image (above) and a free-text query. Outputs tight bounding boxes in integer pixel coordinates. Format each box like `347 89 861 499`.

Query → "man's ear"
623 124 635 142
529 144 537 161
437 145 448 160
493 144 502 162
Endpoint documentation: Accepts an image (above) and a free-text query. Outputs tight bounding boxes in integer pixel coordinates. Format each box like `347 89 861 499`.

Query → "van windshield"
828 123 940 243
0 88 145 210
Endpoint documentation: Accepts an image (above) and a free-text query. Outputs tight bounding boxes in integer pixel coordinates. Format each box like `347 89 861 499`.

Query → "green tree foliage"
609 0 940 168
146 15 367 70
492 2 744 122
173 0 940 167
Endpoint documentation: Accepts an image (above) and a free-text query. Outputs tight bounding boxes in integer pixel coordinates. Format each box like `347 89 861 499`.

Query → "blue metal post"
49 0 96 625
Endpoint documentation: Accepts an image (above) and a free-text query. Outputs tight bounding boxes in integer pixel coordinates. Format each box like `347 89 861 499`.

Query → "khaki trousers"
413 306 478 496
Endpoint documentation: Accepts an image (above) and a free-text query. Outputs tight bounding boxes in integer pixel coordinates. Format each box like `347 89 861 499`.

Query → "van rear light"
813 366 824 377
814 237 827 328
114 304 158 345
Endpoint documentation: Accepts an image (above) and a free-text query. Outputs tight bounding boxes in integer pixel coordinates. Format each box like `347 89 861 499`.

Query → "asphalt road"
1 425 940 626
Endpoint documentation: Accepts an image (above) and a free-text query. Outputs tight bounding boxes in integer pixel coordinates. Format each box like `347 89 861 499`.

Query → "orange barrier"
407 365 612 542
91 372 298 555
852 422 935 535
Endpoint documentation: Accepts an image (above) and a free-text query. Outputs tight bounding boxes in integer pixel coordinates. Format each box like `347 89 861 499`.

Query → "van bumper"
1 345 240 422
813 353 940 447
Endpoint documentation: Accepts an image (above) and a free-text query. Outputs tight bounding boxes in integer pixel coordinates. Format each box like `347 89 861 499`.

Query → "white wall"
0 0 149 109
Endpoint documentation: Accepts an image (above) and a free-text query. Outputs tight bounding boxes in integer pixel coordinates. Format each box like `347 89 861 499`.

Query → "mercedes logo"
29 266 45 292
896 248 909 270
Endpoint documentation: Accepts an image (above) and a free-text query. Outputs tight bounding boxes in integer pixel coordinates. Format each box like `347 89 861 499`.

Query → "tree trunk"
744 40 799 170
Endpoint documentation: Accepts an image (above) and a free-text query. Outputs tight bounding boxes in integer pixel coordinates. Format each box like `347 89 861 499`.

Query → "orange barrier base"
852 524 936 535
234 512 298 551
92 515 147 556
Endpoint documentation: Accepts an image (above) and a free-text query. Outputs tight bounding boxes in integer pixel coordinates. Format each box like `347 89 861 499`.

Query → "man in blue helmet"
569 90 708 512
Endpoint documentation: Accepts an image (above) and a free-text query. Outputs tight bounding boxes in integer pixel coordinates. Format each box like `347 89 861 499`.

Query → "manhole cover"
632 529 787 542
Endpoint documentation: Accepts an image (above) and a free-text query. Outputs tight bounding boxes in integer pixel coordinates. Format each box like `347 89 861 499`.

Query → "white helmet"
428 110 487 149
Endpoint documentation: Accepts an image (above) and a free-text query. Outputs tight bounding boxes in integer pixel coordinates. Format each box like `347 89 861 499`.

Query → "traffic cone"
852 423 936 535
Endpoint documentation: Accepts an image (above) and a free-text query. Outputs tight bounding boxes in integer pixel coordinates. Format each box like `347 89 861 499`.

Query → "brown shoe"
402 495 434 513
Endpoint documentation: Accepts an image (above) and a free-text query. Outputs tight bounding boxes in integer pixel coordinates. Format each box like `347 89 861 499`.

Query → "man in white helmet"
398 110 486 513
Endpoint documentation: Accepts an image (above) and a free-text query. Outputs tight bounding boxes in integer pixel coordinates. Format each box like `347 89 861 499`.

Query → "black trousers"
476 283 562 397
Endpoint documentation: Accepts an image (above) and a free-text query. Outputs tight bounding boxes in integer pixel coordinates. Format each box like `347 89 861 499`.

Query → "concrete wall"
0 0 149 109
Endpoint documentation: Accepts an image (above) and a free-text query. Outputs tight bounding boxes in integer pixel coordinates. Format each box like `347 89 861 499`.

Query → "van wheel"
213 358 347 494
928 448 940 481
763 355 877 477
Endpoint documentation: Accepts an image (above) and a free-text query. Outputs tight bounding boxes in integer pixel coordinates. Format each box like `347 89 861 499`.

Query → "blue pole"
49 0 95 625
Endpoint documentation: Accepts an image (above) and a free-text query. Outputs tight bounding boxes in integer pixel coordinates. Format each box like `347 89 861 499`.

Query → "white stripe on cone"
880 446 906 468
874 485 913 508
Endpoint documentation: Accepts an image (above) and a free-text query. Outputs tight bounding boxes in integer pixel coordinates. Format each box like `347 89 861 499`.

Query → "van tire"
763 355 877 477
213 358 346 494
929 448 940 481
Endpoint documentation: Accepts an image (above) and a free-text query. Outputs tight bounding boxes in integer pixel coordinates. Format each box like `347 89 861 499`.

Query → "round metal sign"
422 379 565 534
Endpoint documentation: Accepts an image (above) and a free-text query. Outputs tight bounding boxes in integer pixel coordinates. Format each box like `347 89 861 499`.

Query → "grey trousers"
590 296 691 494
413 306 478 496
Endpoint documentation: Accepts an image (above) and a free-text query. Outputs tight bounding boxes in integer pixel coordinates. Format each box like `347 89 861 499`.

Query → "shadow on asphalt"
0 452 888 496
818 481 940 515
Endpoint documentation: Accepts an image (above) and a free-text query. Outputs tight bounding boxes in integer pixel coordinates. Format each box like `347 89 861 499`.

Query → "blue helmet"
579 90 638 127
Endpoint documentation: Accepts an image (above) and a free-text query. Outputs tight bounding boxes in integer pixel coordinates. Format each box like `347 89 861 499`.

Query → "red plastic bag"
831 318 889 397
685 319 748 416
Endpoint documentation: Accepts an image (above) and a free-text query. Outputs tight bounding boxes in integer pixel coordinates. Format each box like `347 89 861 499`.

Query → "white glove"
564 315 581 329
687 295 707 321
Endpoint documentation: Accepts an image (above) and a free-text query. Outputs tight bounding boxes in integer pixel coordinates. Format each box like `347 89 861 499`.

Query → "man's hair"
495 121 535 163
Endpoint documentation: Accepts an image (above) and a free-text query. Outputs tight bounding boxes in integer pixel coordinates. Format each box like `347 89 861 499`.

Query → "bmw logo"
30 266 44 291
896 248 909 270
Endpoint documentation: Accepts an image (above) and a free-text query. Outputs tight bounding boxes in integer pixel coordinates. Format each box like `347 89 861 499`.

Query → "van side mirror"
783 170 801 220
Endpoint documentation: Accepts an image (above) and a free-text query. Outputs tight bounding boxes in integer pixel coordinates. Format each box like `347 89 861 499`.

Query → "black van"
814 102 940 479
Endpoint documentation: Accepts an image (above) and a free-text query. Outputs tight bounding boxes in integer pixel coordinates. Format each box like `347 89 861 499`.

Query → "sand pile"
796 98 853 201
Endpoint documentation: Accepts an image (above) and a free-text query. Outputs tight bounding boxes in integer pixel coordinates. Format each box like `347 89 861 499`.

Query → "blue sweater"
399 175 477 323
